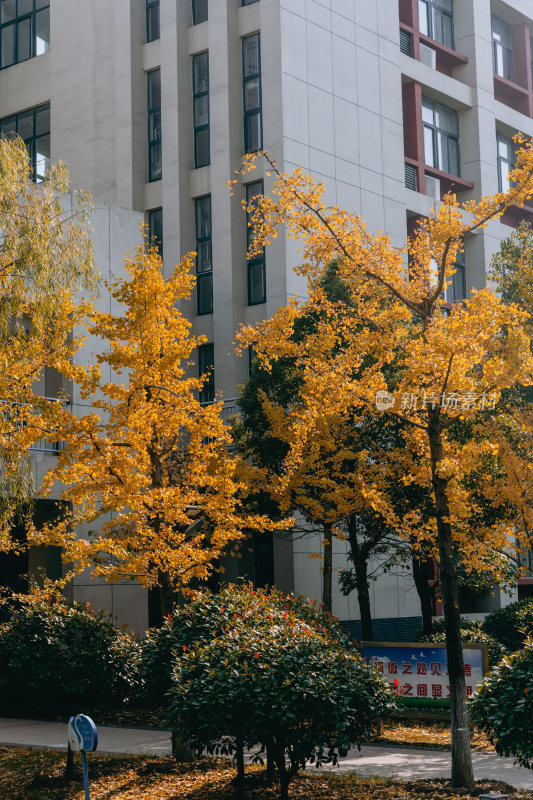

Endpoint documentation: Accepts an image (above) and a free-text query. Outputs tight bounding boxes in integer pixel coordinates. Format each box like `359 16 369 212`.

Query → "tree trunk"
235 734 246 800
347 517 373 640
427 407 474 788
158 571 174 619
322 522 333 613
354 551 373 641
412 557 434 637
266 740 275 785
64 743 74 780
273 743 289 800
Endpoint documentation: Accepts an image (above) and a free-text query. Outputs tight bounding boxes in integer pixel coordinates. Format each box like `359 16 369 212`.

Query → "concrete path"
0 718 531 790
0 718 171 756
320 744 533 789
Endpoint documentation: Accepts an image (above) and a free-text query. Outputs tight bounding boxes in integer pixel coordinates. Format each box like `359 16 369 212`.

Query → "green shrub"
0 597 141 717
482 598 533 651
168 586 395 800
141 583 350 707
470 635 533 769
419 617 509 667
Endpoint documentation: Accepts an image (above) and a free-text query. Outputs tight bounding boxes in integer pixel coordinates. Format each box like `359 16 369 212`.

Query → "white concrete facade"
2 0 532 631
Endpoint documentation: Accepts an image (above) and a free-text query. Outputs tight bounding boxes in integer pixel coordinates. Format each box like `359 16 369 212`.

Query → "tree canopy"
233 141 533 786
0 136 95 543
33 244 285 614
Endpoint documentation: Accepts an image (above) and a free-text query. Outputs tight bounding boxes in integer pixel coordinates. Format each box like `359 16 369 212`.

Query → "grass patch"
0 749 530 800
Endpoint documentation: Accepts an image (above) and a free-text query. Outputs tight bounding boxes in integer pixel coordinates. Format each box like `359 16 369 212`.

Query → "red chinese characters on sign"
363 645 485 703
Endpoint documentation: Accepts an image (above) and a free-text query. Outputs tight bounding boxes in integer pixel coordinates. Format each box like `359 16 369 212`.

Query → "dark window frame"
242 0 259 5
0 102 50 183
192 0 208 25
199 343 215 404
445 251 466 304
492 15 514 82
418 0 454 50
195 194 213 316
147 69 162 182
242 32 263 154
192 51 210 169
246 180 266 306
0 0 50 70
422 97 460 177
146 0 160 42
148 207 163 257
497 132 516 193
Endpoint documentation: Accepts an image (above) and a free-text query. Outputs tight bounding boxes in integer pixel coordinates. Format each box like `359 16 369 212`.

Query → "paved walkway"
0 718 171 757
0 718 531 790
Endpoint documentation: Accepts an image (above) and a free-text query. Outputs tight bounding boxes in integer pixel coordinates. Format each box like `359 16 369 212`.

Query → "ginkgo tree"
234 140 533 787
0 136 95 545
32 244 284 616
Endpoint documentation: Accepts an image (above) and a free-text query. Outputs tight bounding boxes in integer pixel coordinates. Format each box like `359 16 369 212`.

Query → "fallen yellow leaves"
0 750 528 800
376 721 493 752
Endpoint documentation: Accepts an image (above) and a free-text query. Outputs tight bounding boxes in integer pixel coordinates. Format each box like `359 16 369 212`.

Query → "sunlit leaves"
34 246 286 603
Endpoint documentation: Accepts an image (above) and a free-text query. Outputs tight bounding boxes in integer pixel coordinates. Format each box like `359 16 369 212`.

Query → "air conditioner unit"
420 43 437 69
425 175 441 203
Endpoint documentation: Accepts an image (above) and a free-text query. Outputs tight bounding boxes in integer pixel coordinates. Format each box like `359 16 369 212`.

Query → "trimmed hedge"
0 597 141 717
482 598 533 652
167 584 395 800
141 583 350 707
470 635 533 769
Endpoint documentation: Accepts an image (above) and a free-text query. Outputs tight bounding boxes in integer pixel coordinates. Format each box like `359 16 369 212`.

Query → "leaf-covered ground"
376 721 493 752
0 749 530 800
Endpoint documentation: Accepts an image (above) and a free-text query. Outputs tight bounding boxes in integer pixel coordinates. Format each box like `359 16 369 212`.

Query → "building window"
146 0 160 42
246 180 266 306
492 16 514 82
418 0 453 49
147 69 162 182
242 0 259 4
445 251 466 303
242 33 262 153
248 345 258 377
497 133 516 193
192 0 207 24
148 208 163 257
0 0 49 70
195 195 212 315
422 97 459 176
193 52 209 169
199 343 214 404
0 103 50 182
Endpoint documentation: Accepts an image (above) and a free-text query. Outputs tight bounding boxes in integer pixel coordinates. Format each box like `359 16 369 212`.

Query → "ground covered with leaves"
0 749 530 800
376 721 493 752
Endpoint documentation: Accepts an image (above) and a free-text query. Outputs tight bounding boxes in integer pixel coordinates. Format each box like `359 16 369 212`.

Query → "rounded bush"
0 597 141 717
482 598 533 652
419 617 509 667
470 635 533 769
167 585 395 798
141 583 350 707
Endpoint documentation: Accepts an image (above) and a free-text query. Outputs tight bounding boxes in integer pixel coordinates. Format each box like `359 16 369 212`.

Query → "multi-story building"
0 0 532 635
